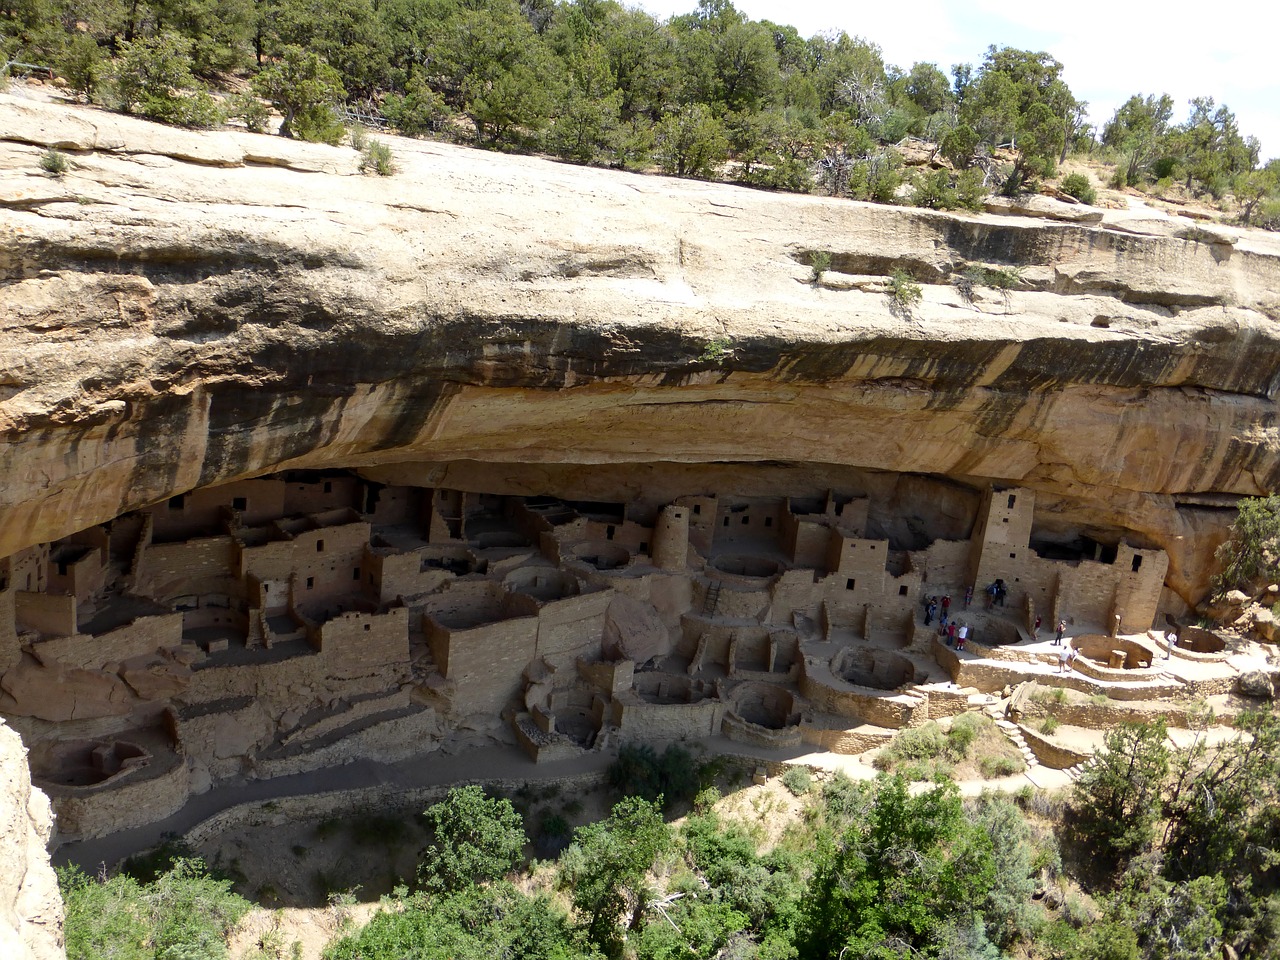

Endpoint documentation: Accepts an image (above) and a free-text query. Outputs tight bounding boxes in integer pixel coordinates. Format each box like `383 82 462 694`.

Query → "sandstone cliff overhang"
3 94 1280 603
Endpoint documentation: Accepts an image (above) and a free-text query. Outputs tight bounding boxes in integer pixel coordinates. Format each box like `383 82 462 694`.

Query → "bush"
955 168 987 211
1041 715 1060 735
1060 171 1097 205
252 45 346 144
359 140 396 176
226 92 270 133
607 743 704 811
1213 495 1280 596
980 755 1026 778
39 147 68 176
809 250 831 283
780 766 812 796
911 168 956 209
61 858 249 960
417 786 527 893
110 33 223 128
887 268 923 311
946 712 990 758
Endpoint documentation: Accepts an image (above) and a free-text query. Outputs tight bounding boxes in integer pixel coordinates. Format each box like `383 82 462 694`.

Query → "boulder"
602 595 671 664
1237 670 1277 699
983 194 1104 223
1252 607 1280 644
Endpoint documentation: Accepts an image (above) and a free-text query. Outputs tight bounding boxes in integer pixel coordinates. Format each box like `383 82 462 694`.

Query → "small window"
323 481 332 493
639 542 649 552
899 585 908 596
846 578 856 590
232 496 247 511
870 544 876 550
741 516 749 525
1002 517 1009 524
25 573 32 590
363 623 371 632
723 517 730 527
316 539 325 552
1007 494 1017 508
168 494 185 511
1132 555 1143 572
764 516 773 527
606 525 616 540
1010 552 1016 559
674 511 683 520
306 577 314 589
353 567 361 580
693 504 701 515
57 561 68 576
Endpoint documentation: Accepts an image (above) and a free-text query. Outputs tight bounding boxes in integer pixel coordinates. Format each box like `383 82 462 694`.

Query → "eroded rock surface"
0 719 63 960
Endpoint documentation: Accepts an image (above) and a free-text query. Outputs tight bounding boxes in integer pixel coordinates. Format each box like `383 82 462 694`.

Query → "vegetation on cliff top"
4 0 1278 225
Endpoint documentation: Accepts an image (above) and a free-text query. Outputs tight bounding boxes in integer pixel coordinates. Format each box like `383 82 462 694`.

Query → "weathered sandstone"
4 94 1277 610
0 719 62 960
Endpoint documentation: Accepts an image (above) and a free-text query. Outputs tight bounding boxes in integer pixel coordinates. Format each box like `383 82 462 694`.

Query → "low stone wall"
798 667 922 728
800 723 894 755
51 755 190 842
722 712 803 749
1024 699 1219 731
1017 724 1091 769
253 709 445 780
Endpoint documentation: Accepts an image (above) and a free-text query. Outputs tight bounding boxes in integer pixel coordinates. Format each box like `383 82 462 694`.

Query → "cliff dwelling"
0 467 1190 842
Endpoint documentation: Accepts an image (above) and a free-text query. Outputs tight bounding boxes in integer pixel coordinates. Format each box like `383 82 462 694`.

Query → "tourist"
1034 614 1042 637
995 579 1006 607
1054 619 1066 645
925 598 936 626
963 585 973 609
947 621 957 647
941 594 951 618
1058 644 1072 674
956 622 969 651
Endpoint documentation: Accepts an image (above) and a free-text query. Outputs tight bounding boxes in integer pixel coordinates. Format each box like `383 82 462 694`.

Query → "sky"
634 0 1279 163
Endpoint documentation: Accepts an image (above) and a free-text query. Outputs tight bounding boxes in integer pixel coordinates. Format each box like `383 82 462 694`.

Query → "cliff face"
3 94 1280 605
0 719 63 960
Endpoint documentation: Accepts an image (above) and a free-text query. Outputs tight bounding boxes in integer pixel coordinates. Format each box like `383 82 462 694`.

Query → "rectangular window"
723 517 730 527
899 585 908 596
306 577 314 589
1132 555 1143 572
846 578 856 590
764 517 773 527
741 516 749 525
353 567 361 580
693 504 701 515
1010 552 1017 559
323 481 332 493
606 525 616 540
1008 494 1017 508
316 539 325 552
232 496 247 511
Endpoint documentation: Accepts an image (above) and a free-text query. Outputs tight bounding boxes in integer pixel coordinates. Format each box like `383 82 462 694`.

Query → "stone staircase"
984 703 1038 769
1064 757 1094 781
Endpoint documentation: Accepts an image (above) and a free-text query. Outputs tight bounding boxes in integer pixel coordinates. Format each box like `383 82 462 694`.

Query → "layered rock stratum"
4 94 1280 607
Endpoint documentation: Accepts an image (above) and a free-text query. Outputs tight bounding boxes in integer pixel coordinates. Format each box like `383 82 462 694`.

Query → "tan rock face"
0 719 63 960
3 94 1280 607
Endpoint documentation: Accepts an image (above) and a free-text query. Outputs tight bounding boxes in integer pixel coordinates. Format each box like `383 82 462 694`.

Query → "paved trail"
56 734 1073 871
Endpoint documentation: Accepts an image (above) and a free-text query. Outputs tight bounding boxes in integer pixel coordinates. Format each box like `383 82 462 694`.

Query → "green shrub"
1041 715 1060 735
955 168 987 211
348 123 368 151
980 755 1025 778
607 742 702 811
110 33 223 128
809 250 831 284
226 92 271 133
61 858 249 960
887 268 923 311
780 766 812 796
1060 171 1097 204
946 712 991 758
39 147 68 176
911 168 956 209
418 785 527 893
359 140 396 176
